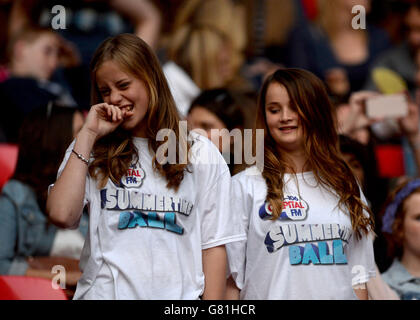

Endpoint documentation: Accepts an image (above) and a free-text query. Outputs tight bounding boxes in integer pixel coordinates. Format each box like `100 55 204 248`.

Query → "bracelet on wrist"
72 149 89 165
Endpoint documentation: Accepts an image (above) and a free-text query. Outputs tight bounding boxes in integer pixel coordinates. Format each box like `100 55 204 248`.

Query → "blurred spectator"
381 178 420 300
243 0 296 63
336 91 380 147
369 0 413 45
339 134 390 271
336 89 420 177
0 104 88 298
288 0 391 97
8 27 60 82
416 48 420 88
163 0 250 117
365 0 420 97
338 135 399 298
8 0 162 110
0 1 13 78
339 135 386 211
187 88 256 175
402 49 420 177
0 27 78 143
337 88 420 272
241 0 306 89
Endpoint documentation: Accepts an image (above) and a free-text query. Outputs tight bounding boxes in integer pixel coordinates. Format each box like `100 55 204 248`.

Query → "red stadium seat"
301 0 319 20
375 144 405 178
0 144 18 191
0 276 67 300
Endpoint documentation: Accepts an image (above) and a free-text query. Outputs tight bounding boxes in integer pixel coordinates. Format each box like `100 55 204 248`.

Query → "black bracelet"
72 149 89 165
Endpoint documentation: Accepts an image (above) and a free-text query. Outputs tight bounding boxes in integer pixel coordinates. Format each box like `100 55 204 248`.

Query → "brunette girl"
226 68 376 300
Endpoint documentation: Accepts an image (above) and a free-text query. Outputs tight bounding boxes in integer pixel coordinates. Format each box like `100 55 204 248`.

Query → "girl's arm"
225 276 240 300
353 288 369 300
47 103 130 228
202 245 227 300
46 128 96 228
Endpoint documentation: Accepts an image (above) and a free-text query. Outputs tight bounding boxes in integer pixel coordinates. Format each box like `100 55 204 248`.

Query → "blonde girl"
47 34 244 300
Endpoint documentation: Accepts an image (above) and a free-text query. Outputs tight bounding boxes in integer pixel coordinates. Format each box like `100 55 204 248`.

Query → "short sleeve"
347 231 376 286
225 172 253 289
191 135 245 250
347 190 376 286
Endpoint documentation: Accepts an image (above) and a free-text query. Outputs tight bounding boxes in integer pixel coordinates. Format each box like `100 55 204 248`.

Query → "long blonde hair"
255 68 374 239
168 0 245 89
89 34 190 190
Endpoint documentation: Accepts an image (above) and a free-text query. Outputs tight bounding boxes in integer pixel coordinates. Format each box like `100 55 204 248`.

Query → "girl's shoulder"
187 131 226 167
232 166 264 185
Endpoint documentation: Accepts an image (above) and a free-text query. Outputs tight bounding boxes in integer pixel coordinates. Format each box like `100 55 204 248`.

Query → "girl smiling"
47 34 245 300
226 68 376 300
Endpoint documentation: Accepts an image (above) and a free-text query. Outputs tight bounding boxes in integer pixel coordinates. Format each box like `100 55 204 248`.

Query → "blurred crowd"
0 0 420 299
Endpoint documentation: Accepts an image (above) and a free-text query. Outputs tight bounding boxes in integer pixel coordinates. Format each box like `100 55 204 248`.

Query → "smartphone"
366 93 408 119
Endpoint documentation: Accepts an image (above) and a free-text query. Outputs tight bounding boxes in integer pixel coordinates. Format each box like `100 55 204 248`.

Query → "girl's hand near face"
338 91 378 136
82 103 133 141
47 102 133 228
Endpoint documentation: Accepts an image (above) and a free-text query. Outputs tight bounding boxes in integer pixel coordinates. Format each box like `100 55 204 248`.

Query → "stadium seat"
375 144 405 178
0 144 18 191
0 275 67 300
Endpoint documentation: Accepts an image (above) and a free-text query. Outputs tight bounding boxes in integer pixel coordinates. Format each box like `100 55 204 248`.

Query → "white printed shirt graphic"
56 132 245 299
226 167 376 300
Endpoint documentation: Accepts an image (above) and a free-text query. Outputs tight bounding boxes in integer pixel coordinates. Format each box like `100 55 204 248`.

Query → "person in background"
336 88 420 179
0 103 87 298
365 0 420 97
7 0 163 110
163 0 249 117
337 88 420 270
0 27 78 143
187 88 256 175
339 135 399 299
339 135 384 212
381 178 420 300
241 0 303 90
416 49 420 88
288 0 391 98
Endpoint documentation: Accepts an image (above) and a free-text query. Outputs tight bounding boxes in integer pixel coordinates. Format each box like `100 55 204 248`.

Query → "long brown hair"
89 33 190 190
255 68 374 239
13 104 78 213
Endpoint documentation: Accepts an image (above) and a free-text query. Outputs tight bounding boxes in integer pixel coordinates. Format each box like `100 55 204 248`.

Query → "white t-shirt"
56 132 245 299
162 61 201 119
49 228 85 260
227 166 376 300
